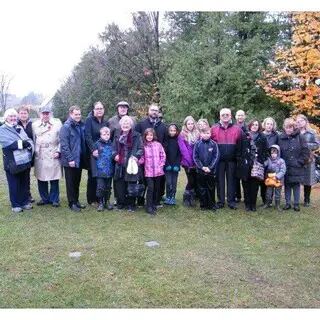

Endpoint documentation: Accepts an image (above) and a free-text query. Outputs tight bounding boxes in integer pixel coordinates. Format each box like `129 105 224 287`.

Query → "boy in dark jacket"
94 127 114 211
163 123 181 205
193 128 220 211
262 145 286 212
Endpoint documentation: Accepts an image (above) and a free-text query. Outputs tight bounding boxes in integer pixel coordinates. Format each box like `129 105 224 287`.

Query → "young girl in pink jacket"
139 128 166 216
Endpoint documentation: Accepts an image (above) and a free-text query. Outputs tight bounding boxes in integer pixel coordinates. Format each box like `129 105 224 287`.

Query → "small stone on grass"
145 241 160 248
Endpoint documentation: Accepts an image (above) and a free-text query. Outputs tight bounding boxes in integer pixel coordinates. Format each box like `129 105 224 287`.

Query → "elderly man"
60 106 87 212
108 101 137 139
211 108 242 210
32 105 62 207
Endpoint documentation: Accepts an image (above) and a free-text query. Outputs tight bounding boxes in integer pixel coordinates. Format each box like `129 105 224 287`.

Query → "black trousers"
216 161 236 207
145 176 161 208
64 167 82 207
114 177 136 207
197 173 216 209
246 176 261 208
183 166 197 191
96 177 112 199
87 169 98 204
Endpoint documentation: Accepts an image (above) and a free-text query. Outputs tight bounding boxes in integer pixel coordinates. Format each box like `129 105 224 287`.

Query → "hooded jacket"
163 123 181 169
265 145 286 184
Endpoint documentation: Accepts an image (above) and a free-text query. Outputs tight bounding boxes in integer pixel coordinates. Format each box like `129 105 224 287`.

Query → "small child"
263 144 286 212
94 127 114 211
193 128 220 211
163 123 181 205
139 128 166 216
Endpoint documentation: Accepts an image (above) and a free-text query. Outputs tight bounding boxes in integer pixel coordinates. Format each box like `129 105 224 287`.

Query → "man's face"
220 111 231 123
100 130 110 141
118 105 128 117
70 109 81 122
148 106 159 119
41 112 51 122
235 111 245 124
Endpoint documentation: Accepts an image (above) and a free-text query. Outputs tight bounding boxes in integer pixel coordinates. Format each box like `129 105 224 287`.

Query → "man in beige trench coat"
32 105 63 207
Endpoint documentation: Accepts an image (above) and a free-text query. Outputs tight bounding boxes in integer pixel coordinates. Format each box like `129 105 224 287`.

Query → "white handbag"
126 157 138 175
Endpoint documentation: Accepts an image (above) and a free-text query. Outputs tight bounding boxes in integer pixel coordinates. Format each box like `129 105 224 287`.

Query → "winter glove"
173 166 180 172
165 165 172 172
22 140 31 149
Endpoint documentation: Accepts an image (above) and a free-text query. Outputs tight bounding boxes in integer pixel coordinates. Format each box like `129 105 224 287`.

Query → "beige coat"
32 118 63 181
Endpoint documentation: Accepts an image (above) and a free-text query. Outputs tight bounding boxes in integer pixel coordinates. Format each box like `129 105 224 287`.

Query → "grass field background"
0 158 319 308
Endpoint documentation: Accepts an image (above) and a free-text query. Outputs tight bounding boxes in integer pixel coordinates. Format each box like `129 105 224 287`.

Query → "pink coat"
139 141 166 177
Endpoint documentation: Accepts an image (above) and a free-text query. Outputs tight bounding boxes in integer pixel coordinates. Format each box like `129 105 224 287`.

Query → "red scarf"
118 129 133 166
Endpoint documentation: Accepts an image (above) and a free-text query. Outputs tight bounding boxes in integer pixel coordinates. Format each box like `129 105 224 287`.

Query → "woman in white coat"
32 105 62 207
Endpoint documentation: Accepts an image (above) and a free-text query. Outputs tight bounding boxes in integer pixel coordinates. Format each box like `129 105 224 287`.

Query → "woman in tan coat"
32 106 62 207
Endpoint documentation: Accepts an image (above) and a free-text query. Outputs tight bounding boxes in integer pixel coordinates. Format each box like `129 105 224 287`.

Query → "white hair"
119 115 133 127
4 108 18 120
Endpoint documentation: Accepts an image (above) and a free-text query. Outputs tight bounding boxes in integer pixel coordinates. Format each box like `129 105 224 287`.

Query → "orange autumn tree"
258 12 320 132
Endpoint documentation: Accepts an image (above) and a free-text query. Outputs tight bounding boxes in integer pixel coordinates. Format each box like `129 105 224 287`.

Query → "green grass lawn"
0 160 319 308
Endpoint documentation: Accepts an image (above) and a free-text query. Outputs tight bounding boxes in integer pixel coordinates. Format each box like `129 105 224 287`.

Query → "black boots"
262 200 272 209
275 200 282 212
304 185 311 207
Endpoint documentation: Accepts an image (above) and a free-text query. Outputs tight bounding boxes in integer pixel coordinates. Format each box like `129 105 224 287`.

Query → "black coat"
112 129 143 182
278 129 310 184
263 131 279 148
85 112 108 175
236 131 268 181
135 118 166 145
163 135 181 168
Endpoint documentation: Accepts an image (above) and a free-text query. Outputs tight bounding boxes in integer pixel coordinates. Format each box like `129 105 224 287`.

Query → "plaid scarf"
118 129 133 166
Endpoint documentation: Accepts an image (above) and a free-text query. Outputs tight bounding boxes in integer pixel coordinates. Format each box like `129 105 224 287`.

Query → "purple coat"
178 132 196 168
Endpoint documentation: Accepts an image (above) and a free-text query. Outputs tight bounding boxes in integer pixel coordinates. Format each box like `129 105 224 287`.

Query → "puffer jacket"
93 138 114 178
139 141 166 177
278 129 310 184
265 144 286 185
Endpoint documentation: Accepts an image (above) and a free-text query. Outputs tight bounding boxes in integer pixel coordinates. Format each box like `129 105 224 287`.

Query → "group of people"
0 102 319 216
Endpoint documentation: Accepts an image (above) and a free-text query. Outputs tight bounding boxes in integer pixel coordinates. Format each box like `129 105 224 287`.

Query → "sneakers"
22 204 33 210
12 207 23 213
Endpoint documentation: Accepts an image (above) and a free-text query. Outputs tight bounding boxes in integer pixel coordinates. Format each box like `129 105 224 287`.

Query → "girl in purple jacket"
139 128 166 216
178 116 200 207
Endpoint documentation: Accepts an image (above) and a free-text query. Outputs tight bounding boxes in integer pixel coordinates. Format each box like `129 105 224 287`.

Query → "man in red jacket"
211 108 242 210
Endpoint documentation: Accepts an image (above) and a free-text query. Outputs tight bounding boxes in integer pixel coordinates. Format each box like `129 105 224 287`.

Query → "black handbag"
127 184 145 198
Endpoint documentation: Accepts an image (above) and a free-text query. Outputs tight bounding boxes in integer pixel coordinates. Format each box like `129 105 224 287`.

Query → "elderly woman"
18 105 35 203
0 108 34 213
296 114 320 207
85 101 109 207
112 115 143 212
278 118 310 211
32 105 62 207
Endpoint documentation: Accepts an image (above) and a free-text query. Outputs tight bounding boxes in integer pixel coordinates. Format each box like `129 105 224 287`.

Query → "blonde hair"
296 114 311 129
283 118 297 129
100 126 110 134
262 117 277 131
182 116 199 142
197 118 210 130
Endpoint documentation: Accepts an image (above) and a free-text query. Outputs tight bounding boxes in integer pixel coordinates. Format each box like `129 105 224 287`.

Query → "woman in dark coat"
236 119 268 212
112 115 143 212
85 101 109 206
296 114 320 207
0 108 34 213
278 118 310 211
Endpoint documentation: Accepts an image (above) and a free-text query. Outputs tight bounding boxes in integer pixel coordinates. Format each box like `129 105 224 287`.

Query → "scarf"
0 123 31 148
118 129 133 166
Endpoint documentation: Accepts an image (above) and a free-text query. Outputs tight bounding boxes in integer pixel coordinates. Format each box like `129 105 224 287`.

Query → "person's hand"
69 161 75 167
131 156 138 162
53 152 60 159
92 150 98 157
114 155 119 162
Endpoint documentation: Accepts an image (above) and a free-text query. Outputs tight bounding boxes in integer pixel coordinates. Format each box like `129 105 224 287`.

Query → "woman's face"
93 103 105 118
198 121 207 130
250 121 259 133
264 120 274 132
120 119 132 132
6 113 18 126
297 117 306 130
18 110 29 122
284 126 294 135
186 120 195 131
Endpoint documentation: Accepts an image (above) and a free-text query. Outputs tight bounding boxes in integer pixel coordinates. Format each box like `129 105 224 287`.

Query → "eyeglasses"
221 114 231 117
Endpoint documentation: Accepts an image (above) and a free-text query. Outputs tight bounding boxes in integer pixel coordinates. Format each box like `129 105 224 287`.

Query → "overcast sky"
1 0 318 99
